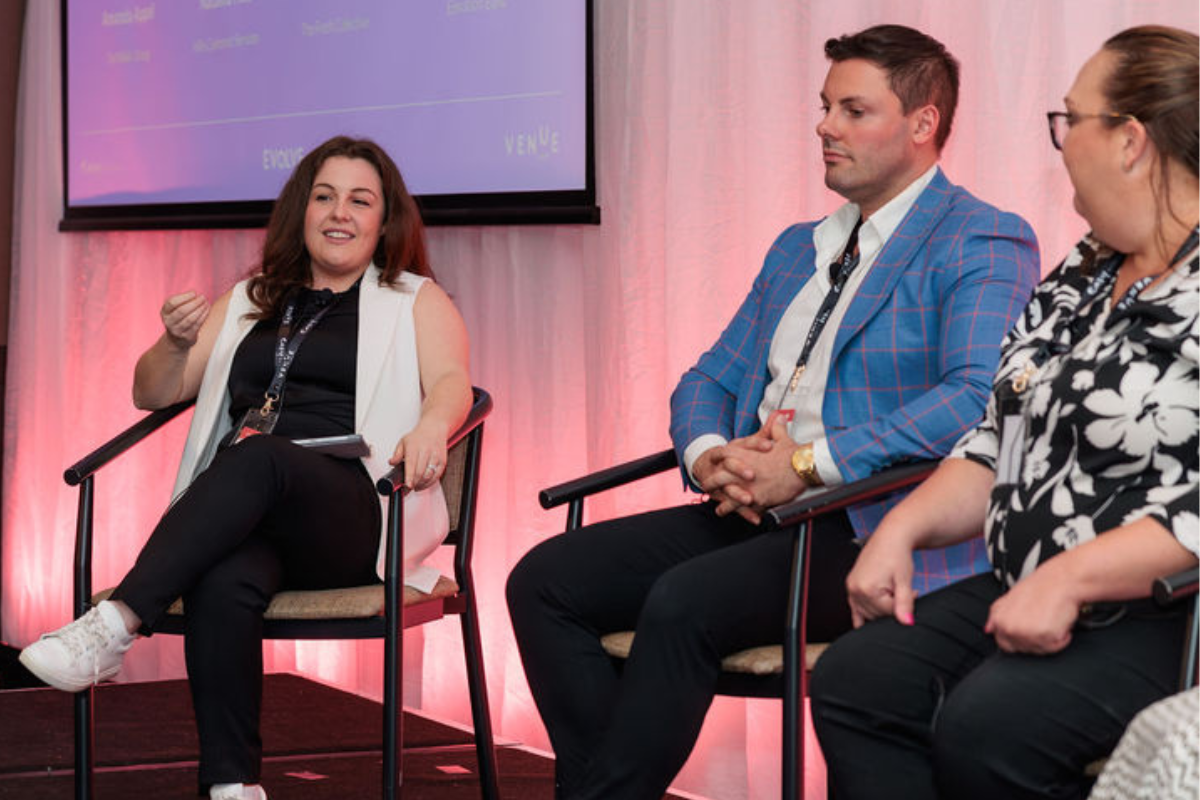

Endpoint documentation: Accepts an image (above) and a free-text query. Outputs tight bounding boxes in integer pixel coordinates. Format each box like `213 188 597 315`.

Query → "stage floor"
0 673 691 799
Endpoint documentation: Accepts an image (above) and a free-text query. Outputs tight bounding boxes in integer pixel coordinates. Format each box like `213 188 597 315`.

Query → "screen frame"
58 0 599 231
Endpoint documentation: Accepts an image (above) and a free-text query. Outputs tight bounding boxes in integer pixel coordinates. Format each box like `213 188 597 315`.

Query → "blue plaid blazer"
669 169 1039 593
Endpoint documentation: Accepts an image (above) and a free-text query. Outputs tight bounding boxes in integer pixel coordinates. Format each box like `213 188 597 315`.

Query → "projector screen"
61 0 596 230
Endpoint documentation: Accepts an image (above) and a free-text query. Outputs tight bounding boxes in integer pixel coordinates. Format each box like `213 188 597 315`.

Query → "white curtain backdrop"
5 2 1196 798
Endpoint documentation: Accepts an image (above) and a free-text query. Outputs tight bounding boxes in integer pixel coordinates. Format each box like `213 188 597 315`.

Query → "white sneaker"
18 601 134 692
210 783 268 800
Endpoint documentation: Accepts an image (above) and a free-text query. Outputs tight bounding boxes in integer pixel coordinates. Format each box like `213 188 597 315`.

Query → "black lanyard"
260 289 336 415
1011 228 1199 395
785 217 864 394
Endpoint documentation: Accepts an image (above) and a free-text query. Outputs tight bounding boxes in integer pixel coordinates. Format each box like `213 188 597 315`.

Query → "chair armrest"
1154 567 1199 606
539 448 678 510
63 400 196 486
764 461 938 530
376 387 494 496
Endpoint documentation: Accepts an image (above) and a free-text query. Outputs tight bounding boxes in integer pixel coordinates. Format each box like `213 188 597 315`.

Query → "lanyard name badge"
995 229 1198 485
776 217 864 425
233 291 335 444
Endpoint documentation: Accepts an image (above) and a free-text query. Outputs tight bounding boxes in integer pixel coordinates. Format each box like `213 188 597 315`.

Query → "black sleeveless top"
226 283 359 440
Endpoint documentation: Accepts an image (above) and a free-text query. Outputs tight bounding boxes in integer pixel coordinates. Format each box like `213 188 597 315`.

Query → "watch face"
791 445 819 484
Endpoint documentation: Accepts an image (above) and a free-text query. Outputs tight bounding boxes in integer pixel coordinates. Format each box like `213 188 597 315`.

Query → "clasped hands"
692 413 809 526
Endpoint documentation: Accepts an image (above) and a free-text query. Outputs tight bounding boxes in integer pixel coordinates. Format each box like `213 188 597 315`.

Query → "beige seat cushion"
599 631 828 675
92 574 459 621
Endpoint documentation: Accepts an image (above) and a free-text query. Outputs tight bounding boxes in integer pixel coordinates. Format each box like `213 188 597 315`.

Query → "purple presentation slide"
67 0 587 206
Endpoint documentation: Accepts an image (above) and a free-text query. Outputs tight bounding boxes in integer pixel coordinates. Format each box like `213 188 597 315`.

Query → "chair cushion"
599 631 828 674
91 575 460 621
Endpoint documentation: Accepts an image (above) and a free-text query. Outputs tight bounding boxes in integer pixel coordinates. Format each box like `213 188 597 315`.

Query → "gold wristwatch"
791 443 823 486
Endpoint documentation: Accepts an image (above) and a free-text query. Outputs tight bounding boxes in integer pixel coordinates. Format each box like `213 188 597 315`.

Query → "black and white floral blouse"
951 230 1199 586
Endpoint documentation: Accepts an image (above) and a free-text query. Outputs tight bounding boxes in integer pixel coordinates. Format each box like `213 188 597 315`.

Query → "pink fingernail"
902 613 914 626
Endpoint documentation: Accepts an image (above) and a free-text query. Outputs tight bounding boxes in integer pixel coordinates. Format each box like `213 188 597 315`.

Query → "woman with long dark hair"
21 136 472 800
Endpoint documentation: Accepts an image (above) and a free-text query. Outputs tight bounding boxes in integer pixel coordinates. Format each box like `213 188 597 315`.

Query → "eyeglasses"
1046 110 1137 151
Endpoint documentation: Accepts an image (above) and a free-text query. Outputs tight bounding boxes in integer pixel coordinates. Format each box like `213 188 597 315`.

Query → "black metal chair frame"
64 388 499 800
538 448 936 800
1153 566 1199 689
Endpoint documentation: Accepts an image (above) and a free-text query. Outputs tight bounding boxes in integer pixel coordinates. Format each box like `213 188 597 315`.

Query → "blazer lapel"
355 266 402 431
831 169 954 360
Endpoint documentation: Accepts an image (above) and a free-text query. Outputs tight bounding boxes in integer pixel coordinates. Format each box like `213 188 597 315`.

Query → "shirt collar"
814 164 940 258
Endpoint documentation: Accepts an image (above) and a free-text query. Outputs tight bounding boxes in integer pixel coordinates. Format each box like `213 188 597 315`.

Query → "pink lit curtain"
5 2 1196 798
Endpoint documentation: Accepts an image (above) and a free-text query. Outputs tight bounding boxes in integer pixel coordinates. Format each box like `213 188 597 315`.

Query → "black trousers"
506 501 859 800
111 435 380 789
809 572 1189 800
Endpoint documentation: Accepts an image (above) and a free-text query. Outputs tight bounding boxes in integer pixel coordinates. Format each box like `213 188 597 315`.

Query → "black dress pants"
111 435 381 789
506 500 859 800
809 572 1189 800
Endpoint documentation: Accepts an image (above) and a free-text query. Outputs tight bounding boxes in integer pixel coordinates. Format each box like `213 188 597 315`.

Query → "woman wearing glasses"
809 25 1198 800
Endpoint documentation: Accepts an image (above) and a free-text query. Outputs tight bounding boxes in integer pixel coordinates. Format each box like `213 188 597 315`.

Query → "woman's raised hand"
161 291 210 350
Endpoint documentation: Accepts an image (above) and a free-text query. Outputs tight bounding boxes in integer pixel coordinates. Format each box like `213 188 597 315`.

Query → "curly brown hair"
246 136 432 319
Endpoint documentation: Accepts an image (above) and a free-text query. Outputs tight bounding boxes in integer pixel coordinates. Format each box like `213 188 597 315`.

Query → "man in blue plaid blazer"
508 25 1040 800
670 165 1038 593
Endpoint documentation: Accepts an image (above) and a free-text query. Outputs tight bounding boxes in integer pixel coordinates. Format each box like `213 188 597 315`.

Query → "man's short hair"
825 24 960 151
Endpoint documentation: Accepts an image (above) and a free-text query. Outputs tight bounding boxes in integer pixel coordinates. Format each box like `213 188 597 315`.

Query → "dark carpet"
0 671 692 799
0 748 558 800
